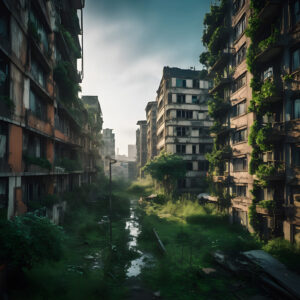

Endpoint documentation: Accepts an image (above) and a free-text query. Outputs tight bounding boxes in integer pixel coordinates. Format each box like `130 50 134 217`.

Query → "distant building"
145 101 157 161
155 66 213 191
102 129 115 176
128 161 137 181
136 120 147 177
128 144 137 161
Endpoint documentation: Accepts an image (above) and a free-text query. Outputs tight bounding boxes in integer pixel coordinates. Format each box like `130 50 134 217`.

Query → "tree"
143 151 186 195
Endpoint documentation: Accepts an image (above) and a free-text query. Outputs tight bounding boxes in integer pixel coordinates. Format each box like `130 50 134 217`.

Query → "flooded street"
126 199 154 278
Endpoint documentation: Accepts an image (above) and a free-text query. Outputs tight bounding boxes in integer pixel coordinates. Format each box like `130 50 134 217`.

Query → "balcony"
209 75 232 94
25 109 53 137
255 30 283 64
208 49 235 75
256 202 282 216
258 0 281 25
256 160 285 182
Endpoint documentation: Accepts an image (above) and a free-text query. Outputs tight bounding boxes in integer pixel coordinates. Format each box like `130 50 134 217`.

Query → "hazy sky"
81 0 210 155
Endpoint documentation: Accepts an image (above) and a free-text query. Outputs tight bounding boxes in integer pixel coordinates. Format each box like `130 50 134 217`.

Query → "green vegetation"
258 28 279 53
56 157 82 172
138 199 261 299
0 95 15 115
127 176 155 197
8 180 133 300
0 213 64 269
143 152 186 195
24 155 52 170
60 25 81 58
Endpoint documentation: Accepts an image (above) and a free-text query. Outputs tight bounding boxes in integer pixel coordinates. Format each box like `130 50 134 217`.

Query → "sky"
81 0 211 155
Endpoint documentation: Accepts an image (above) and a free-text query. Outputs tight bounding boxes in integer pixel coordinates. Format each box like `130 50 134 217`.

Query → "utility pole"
107 156 117 250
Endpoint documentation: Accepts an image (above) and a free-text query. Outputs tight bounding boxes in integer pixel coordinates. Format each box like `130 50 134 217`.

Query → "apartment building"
136 120 147 177
202 0 300 243
102 128 115 175
155 66 213 191
145 101 157 161
0 0 103 222
128 144 137 161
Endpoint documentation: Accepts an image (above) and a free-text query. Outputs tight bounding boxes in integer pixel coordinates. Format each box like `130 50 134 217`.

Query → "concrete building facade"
155 66 213 191
128 144 136 161
204 0 300 243
102 128 115 175
136 120 147 177
0 0 103 223
145 101 157 161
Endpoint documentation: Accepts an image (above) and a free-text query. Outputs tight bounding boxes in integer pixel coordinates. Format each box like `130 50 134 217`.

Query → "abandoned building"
102 128 115 175
136 120 147 177
145 101 157 161
0 0 103 222
203 0 300 243
155 66 213 191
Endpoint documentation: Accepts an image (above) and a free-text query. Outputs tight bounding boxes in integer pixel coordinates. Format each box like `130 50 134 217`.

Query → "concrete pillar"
7 176 22 219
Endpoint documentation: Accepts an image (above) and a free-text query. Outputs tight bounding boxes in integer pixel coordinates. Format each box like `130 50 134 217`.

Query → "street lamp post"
106 156 117 249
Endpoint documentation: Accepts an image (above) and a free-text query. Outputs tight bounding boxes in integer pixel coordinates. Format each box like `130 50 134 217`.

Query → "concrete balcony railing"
25 109 54 136
208 48 235 75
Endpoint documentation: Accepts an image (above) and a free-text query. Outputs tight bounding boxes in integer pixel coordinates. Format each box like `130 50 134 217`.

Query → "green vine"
24 155 52 171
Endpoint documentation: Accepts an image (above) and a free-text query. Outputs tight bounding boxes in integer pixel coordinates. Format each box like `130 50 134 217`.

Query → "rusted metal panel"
8 125 22 172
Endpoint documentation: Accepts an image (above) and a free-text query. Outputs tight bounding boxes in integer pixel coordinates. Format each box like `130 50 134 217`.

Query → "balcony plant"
24 155 52 171
0 95 15 115
258 28 280 53
28 21 41 44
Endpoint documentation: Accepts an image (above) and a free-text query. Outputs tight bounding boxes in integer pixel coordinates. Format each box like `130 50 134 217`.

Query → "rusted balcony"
25 109 53 137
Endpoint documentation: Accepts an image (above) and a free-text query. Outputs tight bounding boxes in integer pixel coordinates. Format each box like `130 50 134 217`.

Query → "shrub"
24 155 52 170
0 213 64 269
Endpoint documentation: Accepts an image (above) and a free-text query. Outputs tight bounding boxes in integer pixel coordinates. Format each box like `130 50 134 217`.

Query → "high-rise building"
145 101 157 161
203 0 300 243
136 120 147 177
0 0 103 223
128 144 137 161
102 128 115 175
155 66 213 191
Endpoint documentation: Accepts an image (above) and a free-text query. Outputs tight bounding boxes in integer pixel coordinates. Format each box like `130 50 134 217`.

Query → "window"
294 99 300 119
176 127 187 137
176 144 186 154
224 88 231 100
0 4 9 42
31 59 46 88
29 90 47 121
232 73 246 93
176 110 193 119
232 128 247 144
232 185 247 197
262 66 273 81
193 80 199 88
168 93 172 104
292 0 300 26
23 131 46 159
176 79 186 88
291 145 300 167
292 48 300 71
200 80 209 89
231 100 246 117
177 94 185 104
0 122 7 160
186 161 193 171
0 55 9 95
198 160 209 171
192 95 199 104
233 157 248 171
29 9 48 52
192 145 196 154
234 44 247 66
199 144 213 154
233 0 245 15
234 14 246 41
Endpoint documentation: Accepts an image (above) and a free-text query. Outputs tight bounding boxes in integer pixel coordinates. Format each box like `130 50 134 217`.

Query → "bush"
0 213 64 269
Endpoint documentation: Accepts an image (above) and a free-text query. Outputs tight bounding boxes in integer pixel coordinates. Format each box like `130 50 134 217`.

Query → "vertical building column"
7 176 23 218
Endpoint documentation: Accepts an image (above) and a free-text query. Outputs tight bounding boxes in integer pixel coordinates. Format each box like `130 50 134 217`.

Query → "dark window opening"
232 185 247 197
176 144 186 154
233 157 248 171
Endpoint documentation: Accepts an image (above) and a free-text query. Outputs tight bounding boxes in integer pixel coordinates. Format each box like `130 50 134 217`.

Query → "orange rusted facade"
0 0 102 223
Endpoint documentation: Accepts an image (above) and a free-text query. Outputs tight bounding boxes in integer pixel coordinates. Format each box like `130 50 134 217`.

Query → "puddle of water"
126 200 154 278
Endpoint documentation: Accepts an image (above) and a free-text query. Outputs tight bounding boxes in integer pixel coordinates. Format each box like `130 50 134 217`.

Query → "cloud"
82 0 209 154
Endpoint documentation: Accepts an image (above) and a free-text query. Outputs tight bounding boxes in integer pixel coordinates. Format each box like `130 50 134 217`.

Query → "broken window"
29 89 47 121
192 145 196 154
186 161 193 171
177 94 185 104
192 95 199 104
0 4 9 42
0 54 9 96
176 144 186 154
176 110 193 119
31 59 46 88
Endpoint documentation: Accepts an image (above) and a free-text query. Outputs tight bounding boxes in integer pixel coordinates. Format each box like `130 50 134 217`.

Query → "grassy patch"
127 177 155 197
